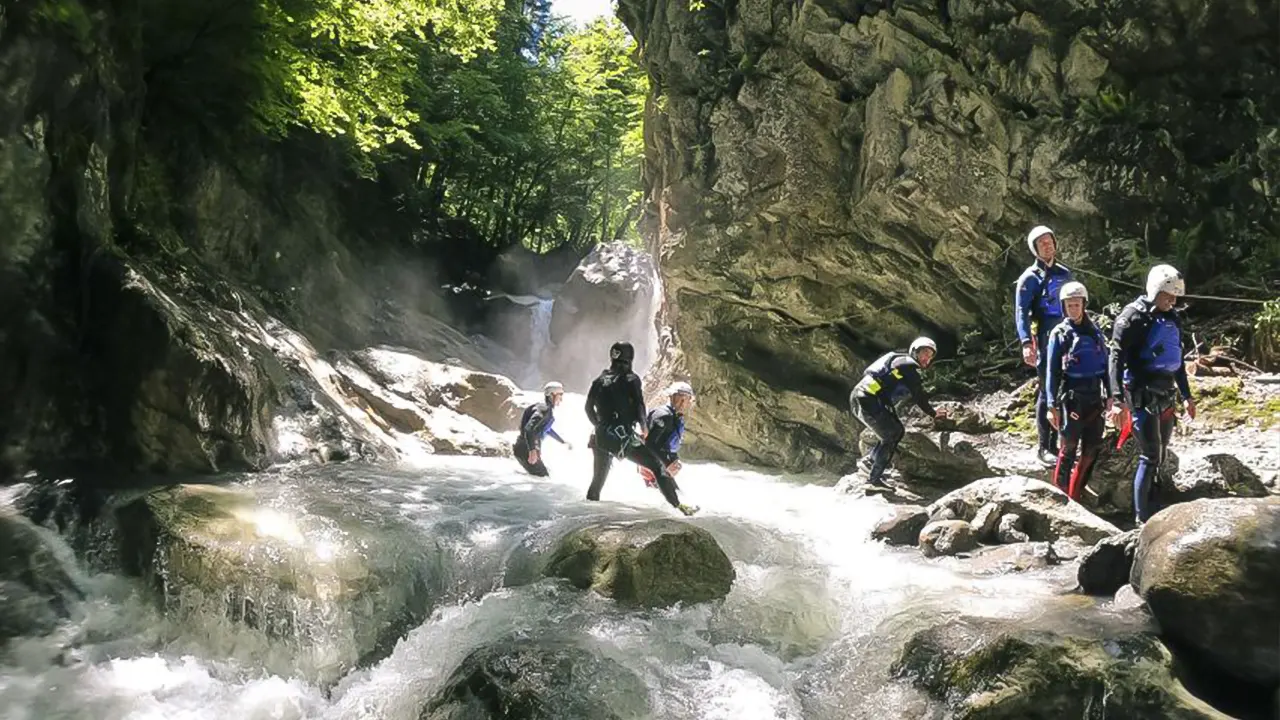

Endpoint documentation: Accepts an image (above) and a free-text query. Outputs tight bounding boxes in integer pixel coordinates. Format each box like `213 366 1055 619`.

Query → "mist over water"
0 396 1103 720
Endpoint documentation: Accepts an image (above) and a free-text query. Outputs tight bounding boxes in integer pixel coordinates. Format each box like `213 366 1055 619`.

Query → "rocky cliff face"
619 0 1276 472
0 7 518 481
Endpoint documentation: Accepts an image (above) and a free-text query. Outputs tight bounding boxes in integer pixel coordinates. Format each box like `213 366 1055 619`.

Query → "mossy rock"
111 483 436 686
891 616 1231 719
544 520 735 608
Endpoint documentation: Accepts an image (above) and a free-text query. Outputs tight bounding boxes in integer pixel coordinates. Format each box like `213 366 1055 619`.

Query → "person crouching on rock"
585 341 698 516
1044 281 1114 501
850 337 948 488
1109 264 1196 524
513 381 571 476
639 381 695 489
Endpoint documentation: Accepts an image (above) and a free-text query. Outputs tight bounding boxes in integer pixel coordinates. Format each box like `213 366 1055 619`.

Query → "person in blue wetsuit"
639 381 695 488
513 381 571 476
1109 264 1196 524
1014 225 1075 466
850 337 949 488
1044 281 1114 501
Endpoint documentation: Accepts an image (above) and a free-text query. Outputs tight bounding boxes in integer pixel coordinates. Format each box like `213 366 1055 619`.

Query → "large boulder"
544 520 735 608
0 506 84 641
107 483 438 686
927 476 1120 545
543 242 660 393
419 637 649 720
857 422 992 486
891 616 1230 719
1077 529 1140 596
1130 497 1280 687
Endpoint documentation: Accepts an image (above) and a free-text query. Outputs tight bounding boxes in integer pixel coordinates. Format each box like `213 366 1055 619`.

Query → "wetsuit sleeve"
1045 327 1064 407
1014 269 1039 344
1109 304 1139 406
900 364 937 417
584 379 601 426
522 404 550 451
629 375 648 430
1175 347 1192 401
646 411 672 457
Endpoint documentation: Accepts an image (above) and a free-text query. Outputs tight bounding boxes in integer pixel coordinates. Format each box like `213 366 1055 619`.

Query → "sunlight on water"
0 394 1086 720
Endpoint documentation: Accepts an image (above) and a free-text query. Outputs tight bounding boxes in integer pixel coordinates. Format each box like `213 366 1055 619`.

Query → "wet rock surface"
544 519 736 608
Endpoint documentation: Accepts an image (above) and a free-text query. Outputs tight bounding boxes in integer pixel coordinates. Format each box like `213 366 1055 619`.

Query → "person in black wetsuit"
585 341 698 516
639 381 695 488
849 337 948 488
1014 225 1075 465
513 381 571 476
1109 264 1196 524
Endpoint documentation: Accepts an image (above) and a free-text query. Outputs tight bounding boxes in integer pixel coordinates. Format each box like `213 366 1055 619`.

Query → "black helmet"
609 341 635 364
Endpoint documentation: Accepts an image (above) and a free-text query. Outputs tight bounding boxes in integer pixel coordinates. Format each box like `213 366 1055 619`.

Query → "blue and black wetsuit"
1044 315 1113 500
584 362 683 509
1109 297 1192 522
849 351 937 486
513 401 566 476
1015 259 1074 455
644 404 686 466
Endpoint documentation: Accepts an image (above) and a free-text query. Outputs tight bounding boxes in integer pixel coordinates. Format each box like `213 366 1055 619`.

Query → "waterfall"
525 297 554 387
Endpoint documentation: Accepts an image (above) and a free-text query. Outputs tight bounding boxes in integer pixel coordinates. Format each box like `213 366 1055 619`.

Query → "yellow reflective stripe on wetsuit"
864 368 904 396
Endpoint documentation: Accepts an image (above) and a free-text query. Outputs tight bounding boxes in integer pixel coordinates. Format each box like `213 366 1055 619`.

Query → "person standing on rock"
1109 264 1196 524
513 381 572 476
850 337 948 488
1044 281 1114 501
1014 225 1075 466
639 381 696 489
585 341 698 516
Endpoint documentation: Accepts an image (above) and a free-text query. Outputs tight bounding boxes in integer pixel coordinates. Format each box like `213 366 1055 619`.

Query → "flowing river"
0 398 1135 720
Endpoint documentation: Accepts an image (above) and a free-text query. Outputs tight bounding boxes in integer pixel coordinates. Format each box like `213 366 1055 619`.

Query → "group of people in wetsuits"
855 224 1194 524
512 340 699 516
513 225 1195 526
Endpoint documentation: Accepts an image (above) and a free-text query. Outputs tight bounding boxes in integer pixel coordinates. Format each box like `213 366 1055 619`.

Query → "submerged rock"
0 506 84 641
892 616 1230 719
544 520 735 608
1131 497 1280 687
1077 530 1140 596
962 541 1062 577
927 476 1120 545
420 637 649 720
109 483 438 686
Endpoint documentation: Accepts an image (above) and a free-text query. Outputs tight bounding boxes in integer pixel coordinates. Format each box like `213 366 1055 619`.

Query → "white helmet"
1059 281 1088 303
1026 225 1056 257
1145 264 1185 302
909 337 937 360
542 381 564 395
668 381 695 397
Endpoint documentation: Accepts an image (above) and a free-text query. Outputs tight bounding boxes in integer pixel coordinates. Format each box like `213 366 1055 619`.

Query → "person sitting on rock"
1014 225 1075 466
513 381 570 477
639 381 695 489
1044 281 1114 501
585 341 697 516
850 337 948 488
1109 264 1197 524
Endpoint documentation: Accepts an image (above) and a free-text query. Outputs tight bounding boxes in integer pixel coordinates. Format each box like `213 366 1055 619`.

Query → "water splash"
527 297 555 388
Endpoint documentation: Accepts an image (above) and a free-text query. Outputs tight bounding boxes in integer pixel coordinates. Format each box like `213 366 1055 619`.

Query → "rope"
1071 266 1272 306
